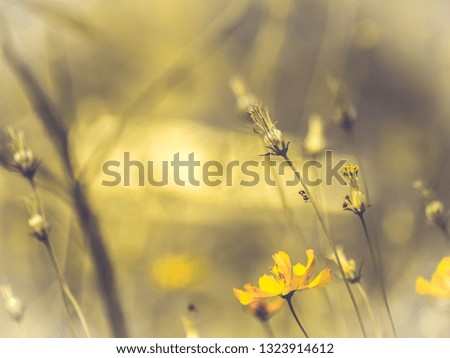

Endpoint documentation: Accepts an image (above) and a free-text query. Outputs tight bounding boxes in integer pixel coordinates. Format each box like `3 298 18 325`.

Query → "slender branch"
285 295 309 338
357 214 397 337
281 153 367 337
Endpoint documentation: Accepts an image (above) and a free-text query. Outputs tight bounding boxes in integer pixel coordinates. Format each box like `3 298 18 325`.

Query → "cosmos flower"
233 250 332 305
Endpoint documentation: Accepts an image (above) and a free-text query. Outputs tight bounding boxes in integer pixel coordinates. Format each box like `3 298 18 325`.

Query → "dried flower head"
1 284 25 321
414 180 448 232
247 105 289 156
416 257 450 300
304 114 326 156
230 76 259 112
326 246 361 284
342 164 367 215
0 128 39 179
23 197 48 242
327 77 357 132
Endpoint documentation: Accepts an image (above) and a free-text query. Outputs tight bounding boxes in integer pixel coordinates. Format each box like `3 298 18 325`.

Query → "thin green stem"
281 153 367 337
285 296 309 338
355 282 381 338
358 214 397 337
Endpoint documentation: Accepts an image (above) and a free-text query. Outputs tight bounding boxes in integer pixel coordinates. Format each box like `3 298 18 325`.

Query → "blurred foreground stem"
3 41 128 337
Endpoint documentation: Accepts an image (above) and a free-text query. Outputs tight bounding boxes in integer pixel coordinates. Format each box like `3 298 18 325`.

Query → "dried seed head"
414 180 448 232
247 104 289 156
1 284 25 322
325 246 360 283
304 114 326 156
425 200 447 231
23 197 48 242
0 128 39 179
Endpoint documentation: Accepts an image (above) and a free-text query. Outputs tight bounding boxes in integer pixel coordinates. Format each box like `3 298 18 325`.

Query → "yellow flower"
233 250 332 305
416 257 450 300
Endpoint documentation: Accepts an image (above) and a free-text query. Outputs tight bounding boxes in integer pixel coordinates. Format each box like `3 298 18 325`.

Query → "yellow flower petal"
436 257 450 275
293 249 316 279
308 268 333 289
271 251 292 283
258 274 284 296
415 277 450 299
233 287 254 305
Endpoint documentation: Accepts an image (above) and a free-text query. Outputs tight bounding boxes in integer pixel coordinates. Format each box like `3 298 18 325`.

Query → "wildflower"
230 76 259 112
1 284 25 321
303 114 326 156
416 257 450 300
327 77 357 132
414 181 448 232
325 246 361 283
342 164 367 215
233 250 332 304
247 105 290 156
0 128 39 179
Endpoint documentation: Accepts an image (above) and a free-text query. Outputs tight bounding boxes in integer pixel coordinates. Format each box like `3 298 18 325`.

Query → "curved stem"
285 296 309 338
358 214 397 337
281 153 367 337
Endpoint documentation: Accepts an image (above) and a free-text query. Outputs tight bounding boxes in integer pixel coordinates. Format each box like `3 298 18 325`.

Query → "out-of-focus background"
1 0 450 337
